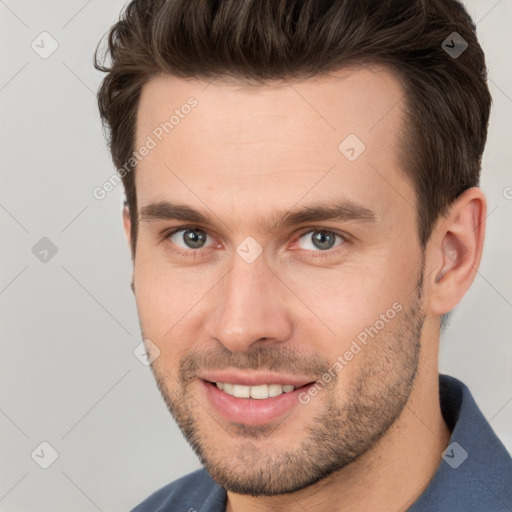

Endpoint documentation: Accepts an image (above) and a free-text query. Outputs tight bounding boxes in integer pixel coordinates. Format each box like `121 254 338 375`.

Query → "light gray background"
0 0 511 510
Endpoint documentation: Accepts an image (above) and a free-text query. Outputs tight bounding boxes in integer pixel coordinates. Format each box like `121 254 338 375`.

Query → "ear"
122 203 136 292
122 202 132 251
424 187 486 316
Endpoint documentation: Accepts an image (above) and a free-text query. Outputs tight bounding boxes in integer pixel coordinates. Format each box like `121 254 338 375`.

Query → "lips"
198 370 317 425
199 370 315 388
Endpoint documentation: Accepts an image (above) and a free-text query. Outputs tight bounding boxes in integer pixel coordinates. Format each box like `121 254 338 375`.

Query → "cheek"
282 256 414 363
132 249 217 353
132 254 180 342
282 260 397 329
133 274 190 376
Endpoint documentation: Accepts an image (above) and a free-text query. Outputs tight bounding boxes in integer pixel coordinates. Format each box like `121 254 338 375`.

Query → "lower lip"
201 380 314 426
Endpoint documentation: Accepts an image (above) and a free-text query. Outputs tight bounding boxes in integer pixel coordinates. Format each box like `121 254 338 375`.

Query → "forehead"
134 65 414 232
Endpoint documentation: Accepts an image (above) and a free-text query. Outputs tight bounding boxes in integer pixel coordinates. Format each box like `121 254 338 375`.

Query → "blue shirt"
131 374 512 511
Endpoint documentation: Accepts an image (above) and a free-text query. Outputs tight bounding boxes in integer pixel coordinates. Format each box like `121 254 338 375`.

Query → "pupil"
184 229 206 248
313 231 335 250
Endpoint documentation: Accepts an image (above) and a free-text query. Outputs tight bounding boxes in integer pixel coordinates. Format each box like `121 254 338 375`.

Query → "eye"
163 225 347 260
167 226 213 251
295 229 346 252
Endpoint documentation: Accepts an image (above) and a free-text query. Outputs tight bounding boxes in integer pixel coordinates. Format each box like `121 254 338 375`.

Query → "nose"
203 252 294 352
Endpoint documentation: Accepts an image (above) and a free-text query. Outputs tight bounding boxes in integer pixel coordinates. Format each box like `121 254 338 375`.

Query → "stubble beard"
146 271 425 496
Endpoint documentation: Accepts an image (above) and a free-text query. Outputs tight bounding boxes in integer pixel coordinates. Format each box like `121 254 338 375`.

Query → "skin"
123 64 486 511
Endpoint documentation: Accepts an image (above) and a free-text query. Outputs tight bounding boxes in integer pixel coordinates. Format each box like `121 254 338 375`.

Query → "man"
94 0 512 510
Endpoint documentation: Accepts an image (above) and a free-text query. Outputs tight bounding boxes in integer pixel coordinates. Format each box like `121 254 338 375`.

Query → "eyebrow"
139 198 378 233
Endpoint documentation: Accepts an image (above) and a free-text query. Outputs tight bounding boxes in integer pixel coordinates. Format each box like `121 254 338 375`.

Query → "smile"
201 379 315 425
212 382 298 399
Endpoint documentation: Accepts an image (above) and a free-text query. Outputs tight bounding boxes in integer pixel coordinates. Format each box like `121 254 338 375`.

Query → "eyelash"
163 225 349 259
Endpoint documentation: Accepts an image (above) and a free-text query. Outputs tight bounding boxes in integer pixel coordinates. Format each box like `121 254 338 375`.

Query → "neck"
226 331 451 512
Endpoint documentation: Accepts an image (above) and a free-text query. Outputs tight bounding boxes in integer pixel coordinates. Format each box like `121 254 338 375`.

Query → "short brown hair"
94 0 491 258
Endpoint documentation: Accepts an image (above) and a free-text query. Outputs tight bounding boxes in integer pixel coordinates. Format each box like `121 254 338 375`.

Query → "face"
129 65 427 495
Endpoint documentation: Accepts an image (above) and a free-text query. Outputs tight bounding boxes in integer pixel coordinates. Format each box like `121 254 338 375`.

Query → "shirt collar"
408 373 512 510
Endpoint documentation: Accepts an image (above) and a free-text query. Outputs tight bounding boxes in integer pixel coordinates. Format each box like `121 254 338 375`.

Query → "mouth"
206 380 311 398
200 378 316 426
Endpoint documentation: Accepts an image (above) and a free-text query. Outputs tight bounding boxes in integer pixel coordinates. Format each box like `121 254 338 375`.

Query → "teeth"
215 382 297 399
268 384 284 397
232 384 250 398
250 384 268 399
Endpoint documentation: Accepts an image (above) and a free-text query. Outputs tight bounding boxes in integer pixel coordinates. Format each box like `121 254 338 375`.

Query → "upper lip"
199 370 316 387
